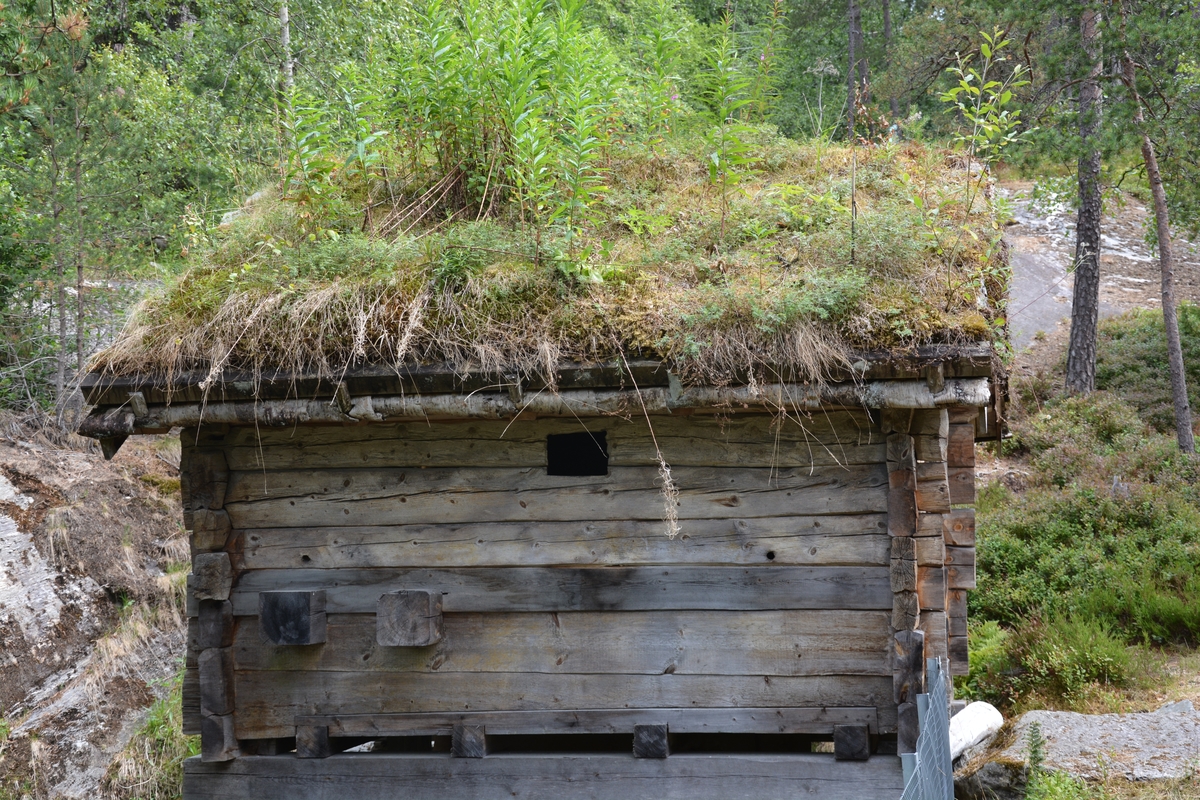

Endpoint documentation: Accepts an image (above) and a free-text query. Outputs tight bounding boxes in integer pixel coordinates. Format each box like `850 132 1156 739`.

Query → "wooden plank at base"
232 672 894 739
303 707 881 738
222 566 893 615
182 753 906 800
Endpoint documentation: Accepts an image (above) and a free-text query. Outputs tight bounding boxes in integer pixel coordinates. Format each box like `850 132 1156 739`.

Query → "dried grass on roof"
91 132 1005 389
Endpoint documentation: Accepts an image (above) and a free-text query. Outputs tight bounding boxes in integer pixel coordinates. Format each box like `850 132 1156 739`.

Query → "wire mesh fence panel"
899 657 953 800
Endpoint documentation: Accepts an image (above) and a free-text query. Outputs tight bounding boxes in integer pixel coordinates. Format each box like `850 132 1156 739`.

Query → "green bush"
1095 305 1200 434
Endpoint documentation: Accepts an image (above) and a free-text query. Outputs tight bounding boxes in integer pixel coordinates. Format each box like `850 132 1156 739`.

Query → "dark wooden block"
259 591 327 645
917 566 946 611
949 636 970 675
182 449 229 511
198 647 234 716
377 589 443 647
296 725 331 759
893 629 925 705
240 737 296 756
833 724 870 761
197 600 234 649
897 702 919 754
452 725 487 758
200 713 238 762
191 553 232 601
192 508 232 551
947 589 968 638
948 465 976 505
633 724 670 759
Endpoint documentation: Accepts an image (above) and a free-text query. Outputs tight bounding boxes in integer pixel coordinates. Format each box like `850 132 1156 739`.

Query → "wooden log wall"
179 407 978 755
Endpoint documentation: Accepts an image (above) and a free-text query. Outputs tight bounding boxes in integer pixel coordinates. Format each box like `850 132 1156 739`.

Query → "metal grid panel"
899 658 953 800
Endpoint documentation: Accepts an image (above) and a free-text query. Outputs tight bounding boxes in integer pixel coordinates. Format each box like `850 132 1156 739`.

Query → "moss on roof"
93 131 1006 388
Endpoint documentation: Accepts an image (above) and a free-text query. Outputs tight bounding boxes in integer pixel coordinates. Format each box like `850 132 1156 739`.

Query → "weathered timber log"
296 725 331 759
886 434 918 538
198 647 234 716
239 517 891 570
920 612 949 661
78 378 992 435
917 566 946 611
217 566 894 616
891 591 919 632
892 629 925 705
181 450 229 511
947 589 968 638
299 706 882 738
258 591 327 645
833 724 870 761
182 751 908 800
191 508 232 552
947 423 976 467
232 673 895 739
947 557 976 590
633 724 670 758
196 600 234 649
949 636 969 675
376 590 444 647
948 466 975 504
897 702 919 754
942 510 975 546
914 536 945 567
191 553 232 601
915 469 951 513
452 725 487 758
200 713 239 762
232 611 892 677
224 466 890 528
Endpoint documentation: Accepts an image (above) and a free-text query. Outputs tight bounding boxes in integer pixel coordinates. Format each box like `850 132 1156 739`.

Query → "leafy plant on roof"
704 12 758 251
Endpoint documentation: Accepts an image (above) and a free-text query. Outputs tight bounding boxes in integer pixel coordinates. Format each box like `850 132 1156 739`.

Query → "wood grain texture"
377 590 443 647
947 424 976 468
892 630 924 706
917 567 946 611
239 517 891 570
191 509 231 552
833 725 869 761
296 725 331 759
198 648 234 717
224 465 889 528
231 611 892 677
220 413 883 468
221 566 893 615
947 589 967 638
942 510 975 546
199 713 238 762
920 612 949 661
633 724 669 758
453 725 487 758
258 591 327 646
914 537 945 568
196 600 233 649
302 707 882 738
947 466 975 505
190 554 232 601
182 752 907 800
232 672 894 739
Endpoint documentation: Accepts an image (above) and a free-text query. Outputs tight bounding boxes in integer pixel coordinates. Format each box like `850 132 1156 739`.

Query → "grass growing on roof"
95 134 1002 386
91 0 1003 387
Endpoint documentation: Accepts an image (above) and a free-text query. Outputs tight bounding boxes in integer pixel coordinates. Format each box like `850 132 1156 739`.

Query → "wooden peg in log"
377 589 444 647
259 590 327 646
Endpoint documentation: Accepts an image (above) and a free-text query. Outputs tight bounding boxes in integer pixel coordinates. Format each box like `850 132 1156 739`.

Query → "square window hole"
547 431 608 476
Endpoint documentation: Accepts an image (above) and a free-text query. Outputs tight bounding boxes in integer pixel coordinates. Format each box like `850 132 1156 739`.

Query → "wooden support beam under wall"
633 724 670 759
833 725 870 761
452 725 487 758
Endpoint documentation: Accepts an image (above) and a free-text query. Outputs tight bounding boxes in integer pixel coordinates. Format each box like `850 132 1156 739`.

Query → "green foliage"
1095 305 1200 435
973 392 1200 696
102 671 200 799
940 28 1032 169
703 13 758 249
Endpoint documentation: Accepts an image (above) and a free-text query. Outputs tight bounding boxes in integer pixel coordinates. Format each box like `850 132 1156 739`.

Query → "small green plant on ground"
102 670 199 800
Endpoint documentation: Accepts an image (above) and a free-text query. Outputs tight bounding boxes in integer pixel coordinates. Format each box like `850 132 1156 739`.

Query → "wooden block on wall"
948 407 977 426
259 590 327 645
453 725 488 758
377 589 444 647
191 553 232 601
296 724 332 759
196 600 234 649
633 724 670 759
913 434 947 464
890 556 917 593
198 647 234 716
183 450 229 511
200 713 239 762
191 508 232 552
947 589 968 638
833 725 870 761
915 477 951 513
947 423 976 468
914 537 945 567
943 510 976 546
897 702 919 754
920 612 949 660
880 409 914 435
892 629 925 705
947 559 977 590
949 636 970 675
910 409 949 438
948 466 976 505
917 566 946 611
891 590 919 632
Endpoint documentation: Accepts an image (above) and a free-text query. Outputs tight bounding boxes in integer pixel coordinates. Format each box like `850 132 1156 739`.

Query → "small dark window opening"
547 431 608 476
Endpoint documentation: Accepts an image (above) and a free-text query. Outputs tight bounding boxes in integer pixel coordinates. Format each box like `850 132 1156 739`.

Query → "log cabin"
78 347 998 800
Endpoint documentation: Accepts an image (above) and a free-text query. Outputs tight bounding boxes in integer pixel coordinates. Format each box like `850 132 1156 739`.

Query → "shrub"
1095 304 1200 434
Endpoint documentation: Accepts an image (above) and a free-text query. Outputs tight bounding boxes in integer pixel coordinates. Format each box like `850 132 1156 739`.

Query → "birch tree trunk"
1065 5 1103 394
280 2 293 92
1119 8 1195 453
